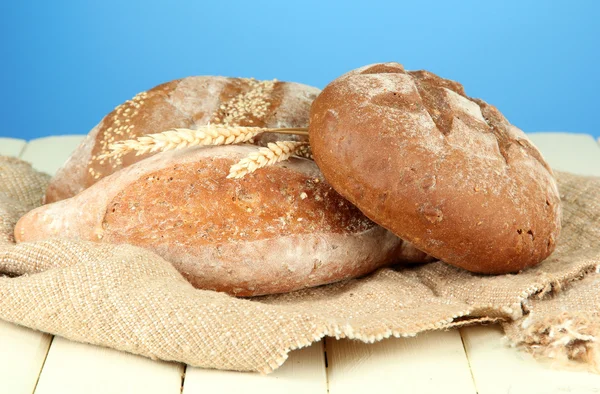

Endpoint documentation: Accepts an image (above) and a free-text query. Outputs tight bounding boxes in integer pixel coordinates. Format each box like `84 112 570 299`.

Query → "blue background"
1 0 598 140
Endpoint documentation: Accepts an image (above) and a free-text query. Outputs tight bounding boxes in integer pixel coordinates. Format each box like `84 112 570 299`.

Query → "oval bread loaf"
309 62 561 274
16 145 426 296
44 77 319 203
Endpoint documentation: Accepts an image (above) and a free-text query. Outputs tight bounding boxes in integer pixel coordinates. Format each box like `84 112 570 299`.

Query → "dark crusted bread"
309 62 561 274
44 77 319 203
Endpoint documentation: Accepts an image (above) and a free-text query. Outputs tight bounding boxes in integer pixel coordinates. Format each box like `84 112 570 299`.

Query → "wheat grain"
295 144 313 160
227 141 309 179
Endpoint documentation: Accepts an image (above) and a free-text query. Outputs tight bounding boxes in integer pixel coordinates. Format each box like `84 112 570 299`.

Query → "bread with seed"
44 77 319 203
16 145 427 296
309 62 561 274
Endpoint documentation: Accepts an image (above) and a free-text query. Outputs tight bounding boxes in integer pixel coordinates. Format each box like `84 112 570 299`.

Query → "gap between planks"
326 330 477 394
462 325 600 394
19 135 87 176
0 321 53 394
0 138 27 157
182 341 327 394
34 337 184 394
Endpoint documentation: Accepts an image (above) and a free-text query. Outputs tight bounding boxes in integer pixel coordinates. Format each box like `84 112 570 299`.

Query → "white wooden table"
1 132 599 394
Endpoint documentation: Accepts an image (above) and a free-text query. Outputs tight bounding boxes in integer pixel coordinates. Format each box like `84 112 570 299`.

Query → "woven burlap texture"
0 156 598 374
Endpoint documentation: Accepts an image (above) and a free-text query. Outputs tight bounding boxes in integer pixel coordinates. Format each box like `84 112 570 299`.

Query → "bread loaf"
44 77 319 203
17 145 427 296
309 62 561 274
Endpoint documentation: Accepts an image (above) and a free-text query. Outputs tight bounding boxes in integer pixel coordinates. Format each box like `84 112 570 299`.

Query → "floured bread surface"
44 77 320 203
17 145 409 296
309 62 561 274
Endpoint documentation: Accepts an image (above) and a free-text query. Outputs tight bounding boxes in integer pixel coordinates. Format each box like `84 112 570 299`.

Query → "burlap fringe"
510 311 599 373
506 265 600 373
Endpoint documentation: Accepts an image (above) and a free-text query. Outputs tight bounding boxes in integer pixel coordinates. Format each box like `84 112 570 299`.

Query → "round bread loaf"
44 77 319 203
309 62 561 274
16 145 426 296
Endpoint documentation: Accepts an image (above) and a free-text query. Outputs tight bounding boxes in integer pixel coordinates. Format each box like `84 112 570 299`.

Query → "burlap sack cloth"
1 156 598 374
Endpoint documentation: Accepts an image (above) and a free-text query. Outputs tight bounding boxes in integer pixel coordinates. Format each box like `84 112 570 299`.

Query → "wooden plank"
462 325 600 394
0 137 26 157
327 331 476 394
0 139 53 394
460 132 600 394
527 132 600 176
183 341 328 394
19 135 85 176
0 321 52 394
34 337 184 394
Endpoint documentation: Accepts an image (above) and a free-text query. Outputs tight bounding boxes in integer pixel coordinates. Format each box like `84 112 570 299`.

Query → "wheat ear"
227 141 309 179
99 126 308 159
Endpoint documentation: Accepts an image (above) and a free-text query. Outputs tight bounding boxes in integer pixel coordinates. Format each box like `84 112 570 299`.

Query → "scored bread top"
309 62 562 274
44 77 320 203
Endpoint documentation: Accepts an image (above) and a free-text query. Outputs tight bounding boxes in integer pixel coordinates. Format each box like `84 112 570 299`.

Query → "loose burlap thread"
0 156 598 373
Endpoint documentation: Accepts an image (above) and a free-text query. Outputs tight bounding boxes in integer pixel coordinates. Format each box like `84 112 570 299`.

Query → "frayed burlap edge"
506 312 600 373
503 268 600 374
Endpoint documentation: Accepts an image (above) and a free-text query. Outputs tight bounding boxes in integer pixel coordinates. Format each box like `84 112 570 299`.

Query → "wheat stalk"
227 141 309 179
99 126 308 159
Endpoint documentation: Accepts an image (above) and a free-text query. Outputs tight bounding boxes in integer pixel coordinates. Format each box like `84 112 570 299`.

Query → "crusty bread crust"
18 145 413 296
309 62 561 274
44 77 320 203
